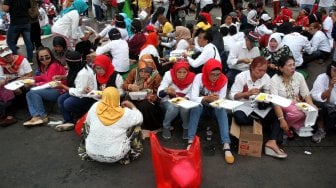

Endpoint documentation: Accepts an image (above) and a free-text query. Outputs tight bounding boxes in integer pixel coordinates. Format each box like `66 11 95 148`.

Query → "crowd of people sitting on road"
1 0 336 165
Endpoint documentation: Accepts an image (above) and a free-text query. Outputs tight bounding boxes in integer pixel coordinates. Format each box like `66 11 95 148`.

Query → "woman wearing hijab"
52 0 88 48
262 32 292 77
123 56 162 138
139 29 160 59
78 87 143 164
127 19 146 60
157 60 195 139
55 51 97 131
52 36 69 66
93 55 124 96
187 58 234 164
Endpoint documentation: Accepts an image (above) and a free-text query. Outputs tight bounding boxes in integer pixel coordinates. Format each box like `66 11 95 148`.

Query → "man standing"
2 0 34 63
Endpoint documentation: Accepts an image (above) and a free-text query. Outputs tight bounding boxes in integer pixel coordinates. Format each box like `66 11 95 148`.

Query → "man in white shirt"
226 31 260 87
281 27 313 67
318 0 334 14
184 29 221 73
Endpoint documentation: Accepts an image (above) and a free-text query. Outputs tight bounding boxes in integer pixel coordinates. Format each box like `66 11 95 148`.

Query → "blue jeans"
94 4 103 21
57 93 95 123
6 23 33 61
26 88 60 117
187 105 231 144
161 101 190 130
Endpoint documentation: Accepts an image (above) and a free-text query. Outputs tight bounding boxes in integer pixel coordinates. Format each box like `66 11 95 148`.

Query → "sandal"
223 149 235 164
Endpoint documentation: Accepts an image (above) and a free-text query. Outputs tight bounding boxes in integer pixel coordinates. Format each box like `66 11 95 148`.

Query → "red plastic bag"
75 113 87 136
150 132 202 188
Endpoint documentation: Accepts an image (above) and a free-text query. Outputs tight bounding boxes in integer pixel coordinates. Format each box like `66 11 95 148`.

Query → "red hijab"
141 32 159 50
93 55 115 84
200 12 213 25
201 59 227 92
170 60 195 90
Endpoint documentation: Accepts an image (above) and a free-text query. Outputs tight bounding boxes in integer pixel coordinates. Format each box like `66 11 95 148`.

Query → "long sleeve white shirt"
187 43 221 68
96 39 130 73
310 30 331 53
227 40 260 72
322 16 333 39
52 10 79 40
157 71 193 102
196 0 214 9
311 73 336 104
281 32 313 67
99 25 129 40
189 74 227 104
85 103 143 163
255 24 273 36
229 70 271 117
69 66 98 97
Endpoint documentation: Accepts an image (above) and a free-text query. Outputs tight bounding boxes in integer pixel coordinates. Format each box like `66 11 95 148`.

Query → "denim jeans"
161 101 190 130
187 105 231 144
57 93 95 123
6 23 33 61
26 88 60 117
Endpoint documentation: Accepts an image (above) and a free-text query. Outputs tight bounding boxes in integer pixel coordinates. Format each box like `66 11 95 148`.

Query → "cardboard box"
230 119 263 157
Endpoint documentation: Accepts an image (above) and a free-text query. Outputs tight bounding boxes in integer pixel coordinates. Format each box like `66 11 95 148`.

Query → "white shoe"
55 123 74 132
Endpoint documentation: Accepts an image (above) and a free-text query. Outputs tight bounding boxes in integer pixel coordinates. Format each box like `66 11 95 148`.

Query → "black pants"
313 101 336 131
233 109 284 143
30 21 43 50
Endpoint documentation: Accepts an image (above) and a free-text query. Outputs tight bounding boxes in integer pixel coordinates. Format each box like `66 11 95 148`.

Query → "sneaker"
182 129 188 140
162 128 171 139
55 123 74 132
312 129 326 143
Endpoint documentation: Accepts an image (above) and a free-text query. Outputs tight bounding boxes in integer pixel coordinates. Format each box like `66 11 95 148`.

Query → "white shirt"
99 25 129 40
85 103 143 163
311 73 336 104
98 73 125 97
310 30 331 52
157 71 193 102
299 0 315 5
38 7 49 28
247 9 258 26
229 70 271 117
281 32 313 67
139 44 160 59
270 72 310 100
187 43 221 68
322 16 333 39
96 39 130 73
319 0 334 7
0 58 32 77
196 0 214 9
223 35 235 52
176 39 190 50
227 40 260 72
69 66 98 97
52 10 79 40
255 24 273 36
189 74 227 104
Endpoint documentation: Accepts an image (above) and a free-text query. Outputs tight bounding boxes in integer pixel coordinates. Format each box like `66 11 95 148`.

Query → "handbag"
281 102 305 131
0 86 15 103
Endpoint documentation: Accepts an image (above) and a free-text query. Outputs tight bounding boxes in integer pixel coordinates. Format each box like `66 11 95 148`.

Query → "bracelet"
278 116 284 120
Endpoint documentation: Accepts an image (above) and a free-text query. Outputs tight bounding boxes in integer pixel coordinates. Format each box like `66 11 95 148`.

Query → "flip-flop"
265 146 287 159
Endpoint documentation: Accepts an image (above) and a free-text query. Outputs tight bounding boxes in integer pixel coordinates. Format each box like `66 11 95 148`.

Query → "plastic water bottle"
206 126 213 141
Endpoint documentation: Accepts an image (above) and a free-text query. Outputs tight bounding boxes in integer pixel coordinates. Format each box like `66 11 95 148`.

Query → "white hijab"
267 33 284 52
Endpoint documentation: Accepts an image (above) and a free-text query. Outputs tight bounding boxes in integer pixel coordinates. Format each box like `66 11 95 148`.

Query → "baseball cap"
261 14 272 21
0 45 12 58
246 31 260 47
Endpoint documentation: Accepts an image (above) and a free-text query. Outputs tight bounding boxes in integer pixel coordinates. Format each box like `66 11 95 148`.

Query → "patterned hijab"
170 60 195 90
96 87 125 126
93 55 115 85
201 59 227 92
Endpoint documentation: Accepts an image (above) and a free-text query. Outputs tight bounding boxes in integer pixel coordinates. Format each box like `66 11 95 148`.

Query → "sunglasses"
39 56 51 61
